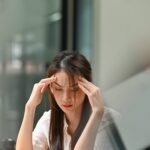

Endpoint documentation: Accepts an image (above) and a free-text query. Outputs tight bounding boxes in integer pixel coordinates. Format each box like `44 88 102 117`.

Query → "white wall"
92 0 150 91
104 68 150 150
92 1 150 149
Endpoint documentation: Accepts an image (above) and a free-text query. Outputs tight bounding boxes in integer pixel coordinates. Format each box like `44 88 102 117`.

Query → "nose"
62 91 71 103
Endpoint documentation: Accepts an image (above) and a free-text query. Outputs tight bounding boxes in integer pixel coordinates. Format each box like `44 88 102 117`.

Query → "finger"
40 81 53 93
49 83 54 93
39 83 46 93
78 77 97 90
40 76 56 84
41 84 48 93
34 82 45 89
40 76 56 82
78 82 91 96
33 82 45 93
78 80 95 92
79 77 96 87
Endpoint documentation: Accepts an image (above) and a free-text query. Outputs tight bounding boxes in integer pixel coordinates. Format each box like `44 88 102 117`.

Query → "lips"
62 104 73 107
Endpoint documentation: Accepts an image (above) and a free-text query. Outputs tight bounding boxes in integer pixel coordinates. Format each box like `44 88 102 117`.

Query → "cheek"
75 91 85 103
52 91 62 102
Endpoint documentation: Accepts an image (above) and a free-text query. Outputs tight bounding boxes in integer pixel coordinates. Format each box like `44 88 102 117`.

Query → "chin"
61 107 75 113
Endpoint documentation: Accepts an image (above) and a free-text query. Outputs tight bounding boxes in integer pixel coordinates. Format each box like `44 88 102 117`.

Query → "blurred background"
0 0 150 149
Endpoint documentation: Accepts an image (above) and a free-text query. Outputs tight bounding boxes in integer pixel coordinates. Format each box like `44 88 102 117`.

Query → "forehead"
54 70 78 86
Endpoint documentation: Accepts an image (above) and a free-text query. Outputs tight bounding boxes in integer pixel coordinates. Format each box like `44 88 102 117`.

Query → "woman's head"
47 51 92 150
47 50 92 81
47 51 92 113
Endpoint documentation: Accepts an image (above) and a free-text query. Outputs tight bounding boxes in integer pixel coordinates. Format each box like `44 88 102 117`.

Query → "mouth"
62 104 73 108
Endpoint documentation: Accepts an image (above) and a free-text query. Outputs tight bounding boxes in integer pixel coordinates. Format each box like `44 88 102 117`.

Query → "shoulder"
94 107 121 149
34 110 51 131
98 106 121 131
102 106 121 121
32 110 51 149
40 110 51 121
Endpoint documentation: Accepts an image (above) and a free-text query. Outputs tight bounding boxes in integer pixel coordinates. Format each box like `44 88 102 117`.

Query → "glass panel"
75 0 92 61
0 0 62 144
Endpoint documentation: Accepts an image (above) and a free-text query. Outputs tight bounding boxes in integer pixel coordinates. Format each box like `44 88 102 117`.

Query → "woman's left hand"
78 77 104 116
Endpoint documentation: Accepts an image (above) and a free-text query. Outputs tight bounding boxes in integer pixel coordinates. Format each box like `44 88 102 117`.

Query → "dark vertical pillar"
73 0 77 50
61 0 68 50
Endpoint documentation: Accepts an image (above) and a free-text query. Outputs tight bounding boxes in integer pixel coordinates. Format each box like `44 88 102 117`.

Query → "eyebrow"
54 82 62 87
54 82 78 87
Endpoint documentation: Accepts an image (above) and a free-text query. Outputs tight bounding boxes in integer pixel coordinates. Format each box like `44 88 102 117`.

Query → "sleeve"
94 124 117 150
94 107 121 150
32 111 50 150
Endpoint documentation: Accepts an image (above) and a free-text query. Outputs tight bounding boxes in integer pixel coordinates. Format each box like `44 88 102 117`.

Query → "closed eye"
55 88 63 91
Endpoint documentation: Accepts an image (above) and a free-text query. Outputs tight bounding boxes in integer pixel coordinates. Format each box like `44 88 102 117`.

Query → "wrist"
25 101 37 111
92 107 104 120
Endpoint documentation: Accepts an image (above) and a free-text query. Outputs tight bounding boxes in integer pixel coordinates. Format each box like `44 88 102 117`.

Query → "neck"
65 105 83 128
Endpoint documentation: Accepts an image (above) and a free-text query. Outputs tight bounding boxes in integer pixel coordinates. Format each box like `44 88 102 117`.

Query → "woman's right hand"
26 76 56 108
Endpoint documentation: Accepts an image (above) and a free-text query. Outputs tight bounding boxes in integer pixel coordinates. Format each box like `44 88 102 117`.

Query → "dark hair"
47 51 92 150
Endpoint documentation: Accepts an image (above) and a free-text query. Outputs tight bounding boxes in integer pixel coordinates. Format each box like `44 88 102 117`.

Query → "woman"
16 51 119 150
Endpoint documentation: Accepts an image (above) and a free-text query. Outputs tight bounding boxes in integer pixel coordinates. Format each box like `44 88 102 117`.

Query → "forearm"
74 111 103 150
16 103 36 150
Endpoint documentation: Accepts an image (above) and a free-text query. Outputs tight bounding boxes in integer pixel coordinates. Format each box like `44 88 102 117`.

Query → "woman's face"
50 70 85 113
